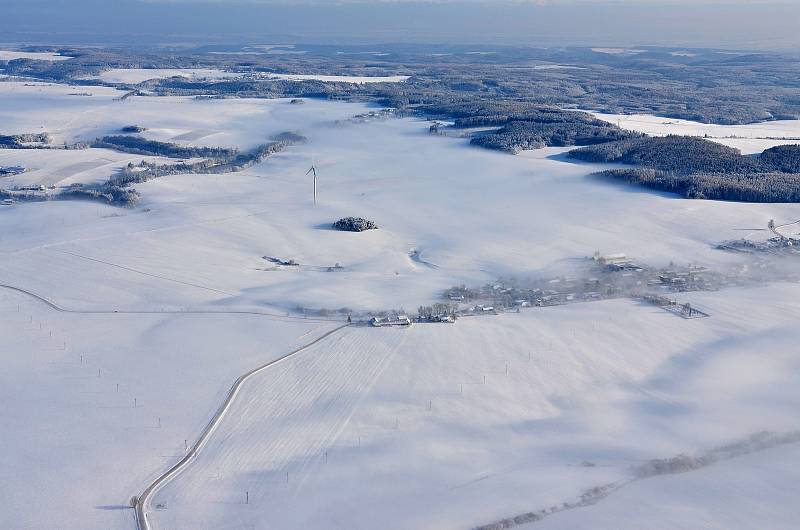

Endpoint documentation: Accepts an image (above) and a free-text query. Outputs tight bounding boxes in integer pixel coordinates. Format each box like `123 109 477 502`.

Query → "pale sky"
3 0 799 49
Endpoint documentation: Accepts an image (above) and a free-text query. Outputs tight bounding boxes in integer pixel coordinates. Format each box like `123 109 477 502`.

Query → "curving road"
0 282 350 530
0 283 341 323
132 322 350 530
771 219 800 240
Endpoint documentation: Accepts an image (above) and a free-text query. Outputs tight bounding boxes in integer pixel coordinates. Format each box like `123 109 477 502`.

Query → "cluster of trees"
92 135 236 159
453 108 601 128
571 137 800 202
60 183 141 206
0 166 25 176
568 136 763 173
760 144 800 173
0 188 46 203
332 217 378 232
594 168 800 203
121 125 147 133
0 133 51 148
0 183 140 206
109 132 306 190
417 303 459 319
471 117 636 153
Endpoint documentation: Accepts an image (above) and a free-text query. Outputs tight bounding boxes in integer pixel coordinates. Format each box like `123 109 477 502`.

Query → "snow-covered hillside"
154 284 800 530
1 81 799 530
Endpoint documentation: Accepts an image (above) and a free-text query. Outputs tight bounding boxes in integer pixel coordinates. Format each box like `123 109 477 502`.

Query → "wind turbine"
305 157 317 205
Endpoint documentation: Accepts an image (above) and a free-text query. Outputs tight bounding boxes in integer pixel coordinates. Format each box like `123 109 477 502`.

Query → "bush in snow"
332 217 378 232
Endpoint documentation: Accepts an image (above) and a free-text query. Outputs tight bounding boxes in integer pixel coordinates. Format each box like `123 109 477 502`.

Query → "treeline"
0 133 51 148
108 132 306 191
760 145 800 173
568 136 765 173
571 137 800 202
471 117 637 153
60 183 141 206
1 132 306 208
8 44 800 129
0 183 140 207
92 135 236 159
454 108 605 128
594 168 800 203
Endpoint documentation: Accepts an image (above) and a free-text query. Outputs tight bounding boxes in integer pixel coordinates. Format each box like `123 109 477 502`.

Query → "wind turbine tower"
306 158 317 205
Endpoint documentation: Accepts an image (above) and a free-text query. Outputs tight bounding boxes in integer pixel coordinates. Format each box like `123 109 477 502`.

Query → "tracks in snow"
133 323 351 530
147 328 407 529
0 283 351 528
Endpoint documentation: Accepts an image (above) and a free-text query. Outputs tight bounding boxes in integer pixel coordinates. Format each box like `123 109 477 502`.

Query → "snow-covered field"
0 286 338 530
152 285 800 530
592 111 800 154
0 50 73 61
2 81 799 530
591 48 647 56
0 81 364 188
0 148 195 189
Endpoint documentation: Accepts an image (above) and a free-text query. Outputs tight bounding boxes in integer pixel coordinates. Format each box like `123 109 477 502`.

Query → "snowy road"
0 283 341 323
134 323 350 530
0 282 348 530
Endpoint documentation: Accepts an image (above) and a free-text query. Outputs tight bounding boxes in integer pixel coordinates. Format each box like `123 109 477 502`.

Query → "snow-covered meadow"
592 111 800 154
0 286 337 530
1 81 800 529
0 50 73 61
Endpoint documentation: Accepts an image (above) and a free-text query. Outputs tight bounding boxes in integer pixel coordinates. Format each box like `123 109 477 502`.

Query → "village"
372 250 796 327
717 219 800 256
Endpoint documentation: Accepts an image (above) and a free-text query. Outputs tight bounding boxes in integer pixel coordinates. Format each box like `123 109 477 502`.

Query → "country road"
0 283 343 323
133 323 350 530
0 282 349 530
